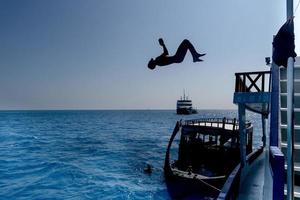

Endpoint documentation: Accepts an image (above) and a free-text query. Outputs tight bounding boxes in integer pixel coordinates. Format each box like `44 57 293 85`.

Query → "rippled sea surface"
0 110 262 200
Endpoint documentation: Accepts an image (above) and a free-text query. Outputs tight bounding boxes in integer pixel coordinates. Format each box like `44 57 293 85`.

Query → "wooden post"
235 74 238 92
246 127 253 154
262 72 265 92
222 117 226 129
233 118 236 130
262 115 266 147
238 104 246 167
243 74 246 91
270 146 284 200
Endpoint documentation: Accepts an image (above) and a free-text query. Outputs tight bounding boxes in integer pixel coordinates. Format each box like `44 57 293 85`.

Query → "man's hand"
158 38 165 46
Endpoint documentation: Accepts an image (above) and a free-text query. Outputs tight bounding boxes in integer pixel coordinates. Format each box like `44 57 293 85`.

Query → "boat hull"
165 173 221 199
176 108 197 115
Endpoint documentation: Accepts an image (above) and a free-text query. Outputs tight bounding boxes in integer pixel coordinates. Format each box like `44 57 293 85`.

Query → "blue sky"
0 0 297 110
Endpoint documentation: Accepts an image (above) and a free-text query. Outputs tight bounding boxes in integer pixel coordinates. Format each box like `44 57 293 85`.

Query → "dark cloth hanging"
272 19 297 67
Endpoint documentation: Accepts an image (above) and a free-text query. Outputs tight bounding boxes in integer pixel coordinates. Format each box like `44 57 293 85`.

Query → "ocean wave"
0 110 261 199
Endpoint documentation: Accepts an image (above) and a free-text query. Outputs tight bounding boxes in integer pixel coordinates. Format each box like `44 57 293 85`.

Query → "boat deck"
237 148 272 199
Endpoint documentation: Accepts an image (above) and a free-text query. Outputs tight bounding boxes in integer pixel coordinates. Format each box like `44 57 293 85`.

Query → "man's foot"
198 53 206 57
193 58 203 62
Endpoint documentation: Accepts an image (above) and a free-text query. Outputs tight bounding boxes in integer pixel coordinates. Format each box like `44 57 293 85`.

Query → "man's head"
148 58 156 70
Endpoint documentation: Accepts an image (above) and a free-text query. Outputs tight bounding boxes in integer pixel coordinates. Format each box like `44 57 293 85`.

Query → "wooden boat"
164 118 253 198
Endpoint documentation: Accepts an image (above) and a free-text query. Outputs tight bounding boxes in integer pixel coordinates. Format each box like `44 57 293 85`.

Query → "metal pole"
286 1 294 198
287 57 295 200
287 0 293 20
270 62 280 146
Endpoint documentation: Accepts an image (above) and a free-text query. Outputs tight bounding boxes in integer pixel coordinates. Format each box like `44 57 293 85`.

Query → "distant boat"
176 91 197 115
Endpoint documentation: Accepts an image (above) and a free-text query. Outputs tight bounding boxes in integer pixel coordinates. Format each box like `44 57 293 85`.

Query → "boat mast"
286 0 295 199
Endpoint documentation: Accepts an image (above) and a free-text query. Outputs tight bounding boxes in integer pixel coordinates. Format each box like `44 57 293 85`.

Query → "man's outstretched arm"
158 38 169 56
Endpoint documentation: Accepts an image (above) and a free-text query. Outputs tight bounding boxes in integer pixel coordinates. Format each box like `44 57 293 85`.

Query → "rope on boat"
174 169 225 192
165 120 224 192
197 177 222 192
295 0 300 15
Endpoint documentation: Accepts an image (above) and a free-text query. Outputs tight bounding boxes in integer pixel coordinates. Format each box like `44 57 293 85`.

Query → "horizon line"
0 108 237 112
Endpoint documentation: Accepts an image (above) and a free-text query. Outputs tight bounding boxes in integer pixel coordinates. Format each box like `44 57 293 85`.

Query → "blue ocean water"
0 110 262 200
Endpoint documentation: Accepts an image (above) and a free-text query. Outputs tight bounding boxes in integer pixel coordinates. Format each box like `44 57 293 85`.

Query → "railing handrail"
235 70 271 93
235 70 271 76
181 117 251 131
217 146 264 200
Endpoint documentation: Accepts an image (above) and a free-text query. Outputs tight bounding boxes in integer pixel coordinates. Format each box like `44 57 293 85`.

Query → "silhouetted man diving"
148 38 205 70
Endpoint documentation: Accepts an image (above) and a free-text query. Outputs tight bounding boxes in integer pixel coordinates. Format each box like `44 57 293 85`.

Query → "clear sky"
0 0 298 110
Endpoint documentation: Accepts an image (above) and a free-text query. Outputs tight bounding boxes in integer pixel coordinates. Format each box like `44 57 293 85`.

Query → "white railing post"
287 56 295 200
286 0 294 197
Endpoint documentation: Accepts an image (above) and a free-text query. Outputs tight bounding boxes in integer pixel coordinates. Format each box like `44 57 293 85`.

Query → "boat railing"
217 146 264 200
235 70 271 93
269 146 284 200
181 117 251 131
